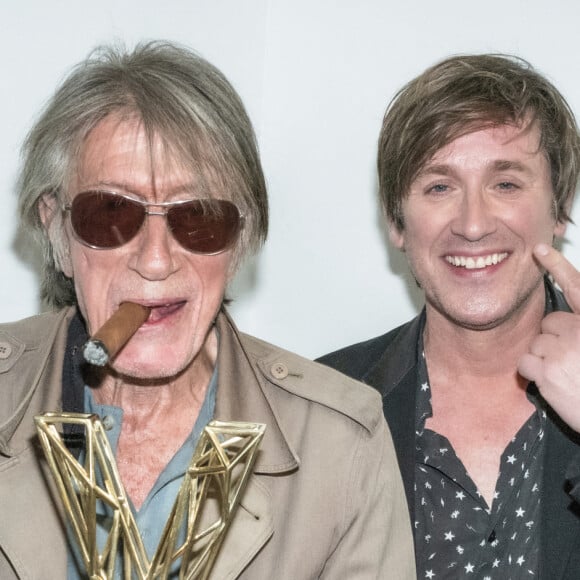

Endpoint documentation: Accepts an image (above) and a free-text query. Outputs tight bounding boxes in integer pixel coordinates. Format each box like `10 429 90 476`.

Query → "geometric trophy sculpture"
34 413 265 580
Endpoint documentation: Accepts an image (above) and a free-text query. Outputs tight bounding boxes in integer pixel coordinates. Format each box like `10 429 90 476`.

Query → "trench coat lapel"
360 312 423 521
207 311 298 578
0 308 73 455
0 444 68 578
0 308 71 579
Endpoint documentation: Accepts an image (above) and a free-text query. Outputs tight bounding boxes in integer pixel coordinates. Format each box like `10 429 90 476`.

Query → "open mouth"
146 301 187 323
445 252 508 270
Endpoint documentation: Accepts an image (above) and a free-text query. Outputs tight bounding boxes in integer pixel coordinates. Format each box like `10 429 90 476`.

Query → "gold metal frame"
35 412 265 579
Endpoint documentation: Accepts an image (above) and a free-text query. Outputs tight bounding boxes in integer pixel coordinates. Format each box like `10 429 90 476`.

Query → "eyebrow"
416 159 533 179
416 164 454 179
81 180 203 198
491 160 531 174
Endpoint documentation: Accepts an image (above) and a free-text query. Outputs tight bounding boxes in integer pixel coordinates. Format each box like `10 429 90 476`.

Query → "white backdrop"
2 0 580 359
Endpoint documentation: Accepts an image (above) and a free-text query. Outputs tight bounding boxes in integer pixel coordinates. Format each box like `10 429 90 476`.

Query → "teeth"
445 253 508 270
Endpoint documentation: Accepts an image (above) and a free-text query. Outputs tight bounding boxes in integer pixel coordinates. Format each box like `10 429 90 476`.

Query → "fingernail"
535 243 550 256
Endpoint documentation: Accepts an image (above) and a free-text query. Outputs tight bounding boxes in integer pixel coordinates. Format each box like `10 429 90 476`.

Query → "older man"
320 54 580 579
0 41 414 578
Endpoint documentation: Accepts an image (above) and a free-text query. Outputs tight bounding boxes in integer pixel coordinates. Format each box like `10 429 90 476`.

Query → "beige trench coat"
0 307 415 579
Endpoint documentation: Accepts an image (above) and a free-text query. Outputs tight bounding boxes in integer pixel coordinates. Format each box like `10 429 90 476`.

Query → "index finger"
534 243 580 312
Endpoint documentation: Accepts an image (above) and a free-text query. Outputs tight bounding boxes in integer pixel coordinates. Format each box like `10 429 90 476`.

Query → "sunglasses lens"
168 199 242 254
70 191 144 248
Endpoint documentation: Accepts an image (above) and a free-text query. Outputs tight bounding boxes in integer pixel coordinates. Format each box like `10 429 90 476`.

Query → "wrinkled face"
390 123 566 330
47 115 234 379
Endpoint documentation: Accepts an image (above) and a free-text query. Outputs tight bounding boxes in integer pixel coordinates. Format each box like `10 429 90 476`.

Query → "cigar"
82 302 151 366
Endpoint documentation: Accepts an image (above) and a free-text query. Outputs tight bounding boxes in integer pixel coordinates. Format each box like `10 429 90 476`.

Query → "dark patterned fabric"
317 278 580 579
415 340 546 579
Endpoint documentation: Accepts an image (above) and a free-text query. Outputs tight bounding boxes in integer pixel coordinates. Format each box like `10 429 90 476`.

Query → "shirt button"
0 342 12 359
270 362 289 380
102 415 115 431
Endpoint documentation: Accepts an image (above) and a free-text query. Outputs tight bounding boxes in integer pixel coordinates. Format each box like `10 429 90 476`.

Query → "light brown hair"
378 54 580 230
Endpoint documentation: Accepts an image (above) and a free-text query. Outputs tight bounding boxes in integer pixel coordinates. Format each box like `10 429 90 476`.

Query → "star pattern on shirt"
413 347 546 580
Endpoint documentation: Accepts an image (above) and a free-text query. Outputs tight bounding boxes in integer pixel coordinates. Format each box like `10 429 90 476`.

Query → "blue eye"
427 184 449 194
497 181 518 190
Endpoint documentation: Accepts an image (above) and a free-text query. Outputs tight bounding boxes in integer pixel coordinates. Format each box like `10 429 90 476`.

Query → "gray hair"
18 40 268 308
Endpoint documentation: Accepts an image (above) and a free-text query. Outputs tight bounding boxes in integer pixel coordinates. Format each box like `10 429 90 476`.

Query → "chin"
440 302 519 331
111 348 192 381
450 316 506 332
112 362 183 381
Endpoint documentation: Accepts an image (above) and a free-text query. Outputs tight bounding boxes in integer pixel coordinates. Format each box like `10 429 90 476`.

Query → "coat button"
270 362 289 379
0 342 12 359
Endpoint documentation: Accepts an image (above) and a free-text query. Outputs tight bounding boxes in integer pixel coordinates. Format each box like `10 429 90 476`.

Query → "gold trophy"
35 413 265 579
34 304 265 579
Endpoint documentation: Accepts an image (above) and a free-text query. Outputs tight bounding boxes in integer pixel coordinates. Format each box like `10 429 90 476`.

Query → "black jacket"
318 280 580 579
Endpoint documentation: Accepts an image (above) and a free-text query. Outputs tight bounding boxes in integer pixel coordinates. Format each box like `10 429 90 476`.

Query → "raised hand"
518 243 580 432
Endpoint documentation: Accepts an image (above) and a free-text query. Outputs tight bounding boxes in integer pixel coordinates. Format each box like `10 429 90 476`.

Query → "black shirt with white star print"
414 337 546 580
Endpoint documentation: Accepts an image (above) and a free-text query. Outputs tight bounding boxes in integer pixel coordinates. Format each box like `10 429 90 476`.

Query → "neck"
423 287 545 381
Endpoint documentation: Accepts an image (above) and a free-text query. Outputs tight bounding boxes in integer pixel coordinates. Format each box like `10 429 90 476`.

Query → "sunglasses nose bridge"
133 205 177 264
144 206 170 217
139 206 174 245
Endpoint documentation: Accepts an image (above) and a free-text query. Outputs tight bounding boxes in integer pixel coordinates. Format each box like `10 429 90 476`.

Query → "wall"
2 0 580 358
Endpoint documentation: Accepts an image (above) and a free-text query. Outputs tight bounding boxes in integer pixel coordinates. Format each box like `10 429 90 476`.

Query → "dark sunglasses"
63 190 244 254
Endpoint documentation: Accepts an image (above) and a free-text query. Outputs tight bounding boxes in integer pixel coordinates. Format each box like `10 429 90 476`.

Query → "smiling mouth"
445 252 508 270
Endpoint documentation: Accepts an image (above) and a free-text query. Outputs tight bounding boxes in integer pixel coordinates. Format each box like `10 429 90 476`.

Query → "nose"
450 191 497 241
130 214 178 280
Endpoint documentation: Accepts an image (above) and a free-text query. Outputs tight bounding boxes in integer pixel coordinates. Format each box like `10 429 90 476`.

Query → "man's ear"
553 196 573 239
38 192 58 228
38 192 74 278
554 219 567 239
388 221 405 251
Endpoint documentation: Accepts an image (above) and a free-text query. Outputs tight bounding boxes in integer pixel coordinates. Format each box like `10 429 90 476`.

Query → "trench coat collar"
188 309 300 578
214 308 299 474
0 307 73 457
359 309 423 517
